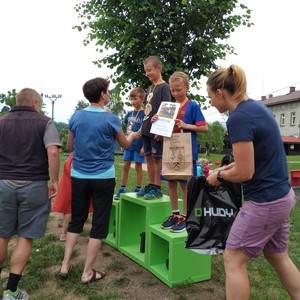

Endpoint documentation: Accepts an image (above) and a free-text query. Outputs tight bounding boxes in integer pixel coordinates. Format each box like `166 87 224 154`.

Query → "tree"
74 0 252 104
198 121 226 154
0 89 17 116
74 99 89 110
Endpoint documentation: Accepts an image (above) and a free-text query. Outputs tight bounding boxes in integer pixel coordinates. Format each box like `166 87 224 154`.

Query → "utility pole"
45 94 62 120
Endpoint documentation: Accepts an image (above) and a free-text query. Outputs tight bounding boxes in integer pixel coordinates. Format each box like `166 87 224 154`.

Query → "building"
261 86 300 155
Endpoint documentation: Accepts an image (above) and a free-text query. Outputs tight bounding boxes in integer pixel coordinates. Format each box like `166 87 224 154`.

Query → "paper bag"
161 132 193 180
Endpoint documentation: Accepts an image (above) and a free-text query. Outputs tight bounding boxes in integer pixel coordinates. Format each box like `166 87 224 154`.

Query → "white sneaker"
2 288 28 300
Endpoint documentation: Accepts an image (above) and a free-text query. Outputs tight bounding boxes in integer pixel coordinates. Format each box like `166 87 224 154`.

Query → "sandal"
59 265 71 279
81 269 106 284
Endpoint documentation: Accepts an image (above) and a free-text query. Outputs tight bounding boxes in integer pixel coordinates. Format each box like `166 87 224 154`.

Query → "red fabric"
52 152 93 213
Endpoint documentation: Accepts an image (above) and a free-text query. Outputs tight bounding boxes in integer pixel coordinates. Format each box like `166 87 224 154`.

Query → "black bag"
185 169 242 255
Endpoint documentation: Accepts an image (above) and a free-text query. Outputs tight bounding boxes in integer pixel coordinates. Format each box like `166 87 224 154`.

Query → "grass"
0 152 299 299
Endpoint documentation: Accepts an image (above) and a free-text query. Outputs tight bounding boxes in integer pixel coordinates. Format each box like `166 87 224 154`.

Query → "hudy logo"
195 207 234 218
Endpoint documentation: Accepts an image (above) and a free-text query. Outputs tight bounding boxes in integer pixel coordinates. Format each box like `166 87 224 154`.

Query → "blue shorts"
142 135 163 158
226 188 296 258
160 161 197 182
0 180 50 238
123 149 145 163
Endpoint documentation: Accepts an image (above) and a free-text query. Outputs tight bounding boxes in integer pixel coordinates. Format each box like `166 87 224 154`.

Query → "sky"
0 0 299 124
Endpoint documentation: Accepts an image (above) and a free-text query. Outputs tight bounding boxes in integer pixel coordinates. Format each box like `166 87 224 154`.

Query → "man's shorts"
226 188 296 258
123 149 145 163
0 180 50 239
142 135 163 158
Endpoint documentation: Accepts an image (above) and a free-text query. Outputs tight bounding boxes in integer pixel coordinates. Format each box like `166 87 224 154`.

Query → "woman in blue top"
206 64 300 299
59 77 140 283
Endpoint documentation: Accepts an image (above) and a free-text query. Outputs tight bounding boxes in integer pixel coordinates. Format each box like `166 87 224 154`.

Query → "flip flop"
81 269 106 284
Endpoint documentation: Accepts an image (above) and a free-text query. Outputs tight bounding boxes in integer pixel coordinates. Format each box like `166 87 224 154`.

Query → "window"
290 112 296 126
280 113 285 126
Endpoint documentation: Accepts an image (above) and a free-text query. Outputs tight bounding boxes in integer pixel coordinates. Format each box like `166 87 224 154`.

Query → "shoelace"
175 216 186 226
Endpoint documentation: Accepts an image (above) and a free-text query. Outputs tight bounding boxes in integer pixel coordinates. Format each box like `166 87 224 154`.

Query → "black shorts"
69 177 115 239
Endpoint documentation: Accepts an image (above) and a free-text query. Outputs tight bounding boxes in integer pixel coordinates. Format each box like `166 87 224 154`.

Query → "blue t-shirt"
68 107 121 178
173 100 207 161
227 99 290 202
124 109 144 151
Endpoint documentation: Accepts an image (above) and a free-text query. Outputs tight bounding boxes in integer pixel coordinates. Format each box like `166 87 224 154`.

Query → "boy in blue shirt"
115 87 146 199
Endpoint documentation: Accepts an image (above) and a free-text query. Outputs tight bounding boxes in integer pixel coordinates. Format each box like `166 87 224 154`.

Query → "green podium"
148 224 211 287
106 192 211 287
118 193 182 268
104 200 119 248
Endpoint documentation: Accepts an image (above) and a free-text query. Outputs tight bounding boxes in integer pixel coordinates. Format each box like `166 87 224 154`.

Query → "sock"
136 186 141 189
172 210 180 215
121 185 126 190
0 267 2 275
181 213 187 218
6 273 22 292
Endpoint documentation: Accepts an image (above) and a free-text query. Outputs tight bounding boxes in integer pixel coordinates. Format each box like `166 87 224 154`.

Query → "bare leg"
10 237 33 275
153 157 162 186
62 213 71 235
168 181 179 211
121 160 131 186
223 248 250 300
135 162 143 187
0 237 10 268
179 182 187 215
60 232 80 274
146 155 155 184
81 238 102 282
264 251 300 299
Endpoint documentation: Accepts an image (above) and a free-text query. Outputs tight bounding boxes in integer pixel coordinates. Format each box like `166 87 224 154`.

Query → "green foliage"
0 89 17 115
198 121 226 154
73 0 252 105
74 99 89 110
106 89 126 118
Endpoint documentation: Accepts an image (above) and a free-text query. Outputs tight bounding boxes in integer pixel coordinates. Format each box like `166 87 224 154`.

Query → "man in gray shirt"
0 88 61 300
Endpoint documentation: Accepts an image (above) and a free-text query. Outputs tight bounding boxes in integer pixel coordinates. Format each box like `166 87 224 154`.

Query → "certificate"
150 102 180 138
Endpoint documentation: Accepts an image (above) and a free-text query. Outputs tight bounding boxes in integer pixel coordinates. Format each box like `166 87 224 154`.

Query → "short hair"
143 56 162 67
169 71 190 88
82 77 109 103
16 88 41 106
206 64 247 102
129 87 145 100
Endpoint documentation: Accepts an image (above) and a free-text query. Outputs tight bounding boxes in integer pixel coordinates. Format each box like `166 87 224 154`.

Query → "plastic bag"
185 175 242 255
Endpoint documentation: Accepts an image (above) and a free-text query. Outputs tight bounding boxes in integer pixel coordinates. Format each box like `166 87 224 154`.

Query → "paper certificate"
150 102 180 138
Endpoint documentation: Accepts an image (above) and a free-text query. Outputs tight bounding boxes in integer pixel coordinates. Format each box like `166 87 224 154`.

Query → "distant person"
59 77 140 283
0 88 61 300
197 158 210 177
206 64 300 299
137 56 172 199
115 87 146 199
152 71 208 232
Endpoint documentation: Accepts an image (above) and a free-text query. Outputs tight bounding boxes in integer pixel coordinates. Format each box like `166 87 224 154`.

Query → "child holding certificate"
137 56 172 199
152 71 208 232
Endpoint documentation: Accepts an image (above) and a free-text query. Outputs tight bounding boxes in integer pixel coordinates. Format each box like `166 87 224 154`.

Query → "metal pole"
45 94 62 120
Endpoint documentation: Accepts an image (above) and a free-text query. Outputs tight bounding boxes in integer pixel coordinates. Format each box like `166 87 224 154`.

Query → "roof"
261 90 300 106
281 136 300 144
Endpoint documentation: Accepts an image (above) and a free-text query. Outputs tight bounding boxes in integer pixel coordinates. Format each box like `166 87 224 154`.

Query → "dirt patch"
46 212 226 300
